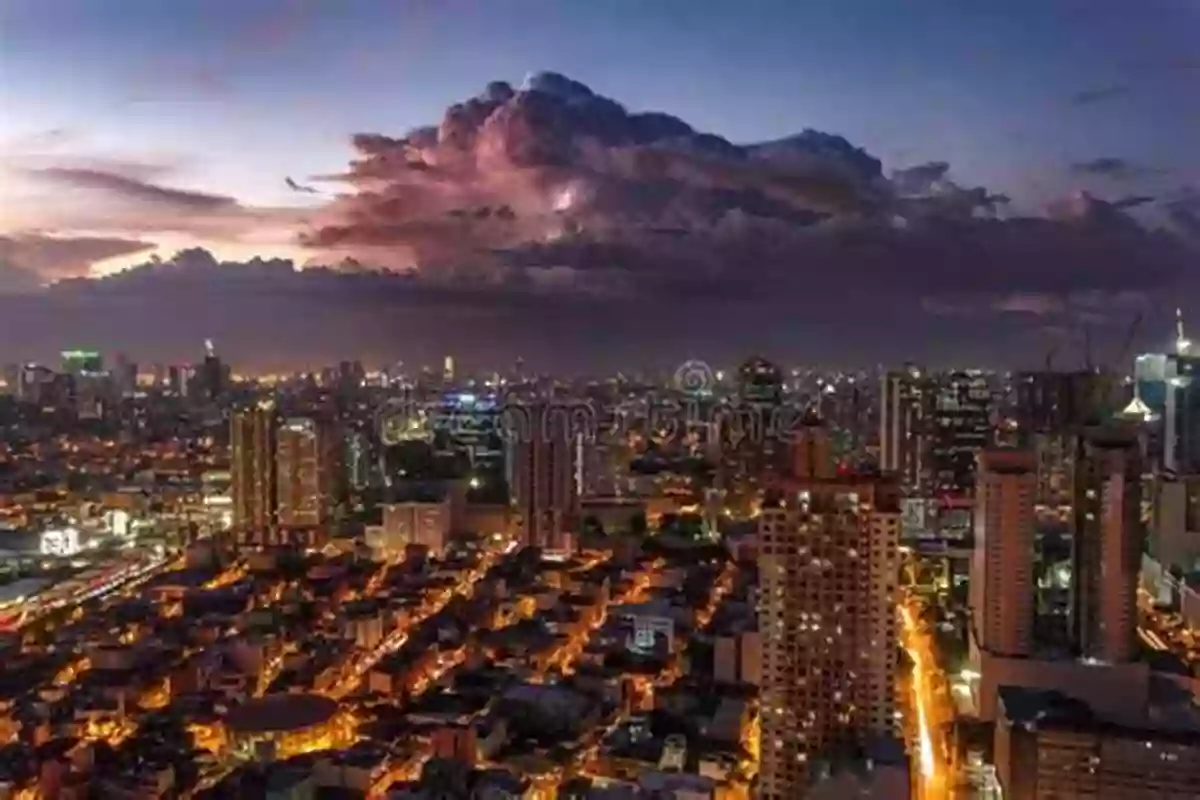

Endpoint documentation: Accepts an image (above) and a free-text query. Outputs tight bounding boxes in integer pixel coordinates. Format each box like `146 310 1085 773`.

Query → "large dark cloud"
0 73 1195 369
302 74 1187 320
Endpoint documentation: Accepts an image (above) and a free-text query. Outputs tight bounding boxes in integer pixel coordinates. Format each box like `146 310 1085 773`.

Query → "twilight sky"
1 0 1198 369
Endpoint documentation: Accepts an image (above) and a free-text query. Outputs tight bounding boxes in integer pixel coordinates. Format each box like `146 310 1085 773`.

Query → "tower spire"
1176 308 1191 354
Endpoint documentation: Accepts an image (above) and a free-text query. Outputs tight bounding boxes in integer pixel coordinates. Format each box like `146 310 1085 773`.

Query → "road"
900 597 951 800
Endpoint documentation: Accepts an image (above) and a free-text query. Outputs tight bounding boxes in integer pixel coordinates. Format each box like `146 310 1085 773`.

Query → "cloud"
0 233 155 281
1069 157 1160 181
308 75 1192 314
1 73 1195 368
1165 189 1200 238
1069 84 1131 106
28 167 237 212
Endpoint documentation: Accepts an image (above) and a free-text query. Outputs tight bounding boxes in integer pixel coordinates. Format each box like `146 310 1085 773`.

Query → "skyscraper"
1013 370 1116 446
926 370 992 497
971 449 1037 658
1070 426 1143 662
879 367 926 490
231 404 278 535
277 417 342 530
1134 310 1200 473
757 473 901 796
510 404 581 550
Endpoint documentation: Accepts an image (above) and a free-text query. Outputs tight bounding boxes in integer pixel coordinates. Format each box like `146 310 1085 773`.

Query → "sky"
0 0 1198 369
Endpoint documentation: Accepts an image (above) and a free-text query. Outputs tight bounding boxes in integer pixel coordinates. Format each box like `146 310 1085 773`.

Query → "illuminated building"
1070 425 1142 662
223 694 351 761
1134 309 1200 472
971 450 1036 658
926 370 992 497
443 354 455 384
60 349 103 375
879 366 926 490
995 685 1200 799
757 473 901 796
380 499 452 556
231 404 278 536
276 417 342 530
738 356 784 405
509 404 583 550
720 356 787 500
194 338 230 401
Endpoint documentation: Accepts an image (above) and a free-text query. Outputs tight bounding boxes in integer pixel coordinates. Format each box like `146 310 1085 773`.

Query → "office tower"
757 473 901 796
113 353 138 396
971 450 1036 658
276 417 342 529
510 404 580 550
60 349 103 375
1071 426 1142 662
1134 309 1200 472
720 356 787 500
443 355 455 384
231 404 278 534
195 339 229 402
1013 370 1115 446
879 367 926 489
926 370 992 497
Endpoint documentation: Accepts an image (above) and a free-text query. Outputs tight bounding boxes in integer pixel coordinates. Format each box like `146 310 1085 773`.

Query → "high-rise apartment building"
1071 426 1142 662
509 404 581 550
757 473 901 798
879 367 926 490
276 417 342 530
971 450 1036 658
231 404 278 534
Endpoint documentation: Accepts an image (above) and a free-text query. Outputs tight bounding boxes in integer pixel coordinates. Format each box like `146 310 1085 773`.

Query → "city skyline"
2 1 1199 367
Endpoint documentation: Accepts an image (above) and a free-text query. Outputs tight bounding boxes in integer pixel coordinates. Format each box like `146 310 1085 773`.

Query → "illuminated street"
900 598 951 800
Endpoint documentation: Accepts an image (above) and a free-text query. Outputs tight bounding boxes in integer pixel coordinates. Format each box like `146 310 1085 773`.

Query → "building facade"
757 474 901 798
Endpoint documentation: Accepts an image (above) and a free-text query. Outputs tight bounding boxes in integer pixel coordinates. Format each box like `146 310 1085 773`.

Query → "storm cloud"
0 73 1194 368
302 74 1188 319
